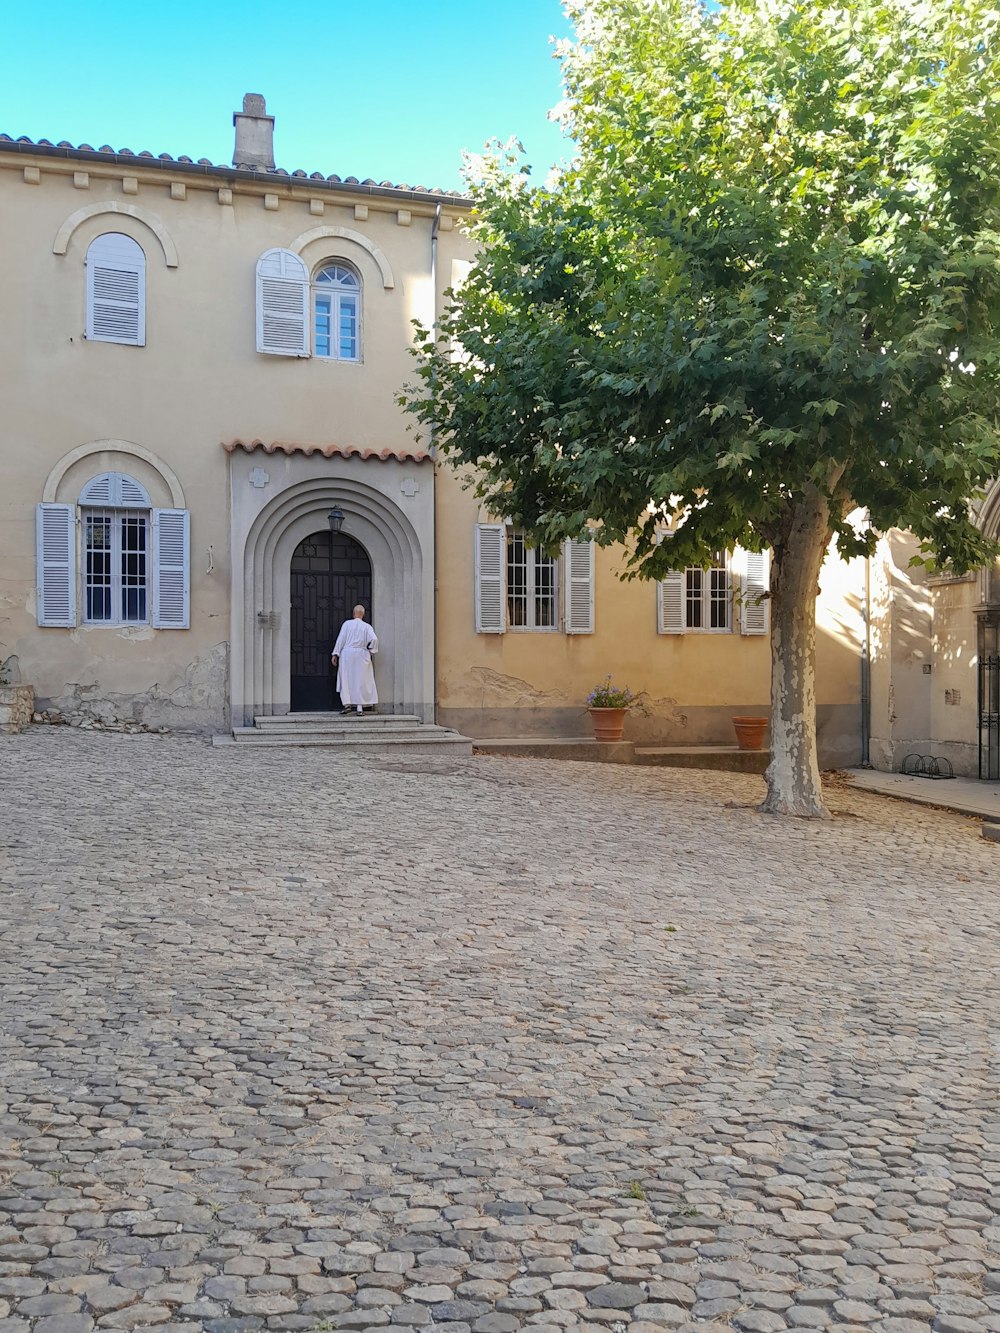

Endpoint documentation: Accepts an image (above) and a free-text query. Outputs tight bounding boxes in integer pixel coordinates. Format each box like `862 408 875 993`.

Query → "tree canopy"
404 0 1000 814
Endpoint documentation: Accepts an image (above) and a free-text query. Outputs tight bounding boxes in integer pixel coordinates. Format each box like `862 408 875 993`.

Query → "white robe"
332 617 378 707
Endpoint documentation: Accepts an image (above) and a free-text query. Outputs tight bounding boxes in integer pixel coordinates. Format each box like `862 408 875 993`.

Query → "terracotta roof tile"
223 438 431 463
0 133 469 204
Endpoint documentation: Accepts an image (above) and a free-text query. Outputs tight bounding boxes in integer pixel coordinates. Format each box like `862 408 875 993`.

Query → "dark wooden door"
290 531 372 712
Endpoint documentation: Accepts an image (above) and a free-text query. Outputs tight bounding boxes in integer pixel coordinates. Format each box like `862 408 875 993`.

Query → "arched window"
313 263 360 361
85 233 146 346
36 471 189 629
79 472 151 624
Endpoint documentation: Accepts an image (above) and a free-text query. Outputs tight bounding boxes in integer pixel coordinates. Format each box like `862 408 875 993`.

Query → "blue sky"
0 0 574 193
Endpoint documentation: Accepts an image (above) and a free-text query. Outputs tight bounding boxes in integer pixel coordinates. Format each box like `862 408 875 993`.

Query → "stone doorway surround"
226 439 434 727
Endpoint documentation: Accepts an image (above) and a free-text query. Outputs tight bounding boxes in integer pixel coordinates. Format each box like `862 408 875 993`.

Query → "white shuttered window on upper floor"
86 233 146 346
256 248 310 356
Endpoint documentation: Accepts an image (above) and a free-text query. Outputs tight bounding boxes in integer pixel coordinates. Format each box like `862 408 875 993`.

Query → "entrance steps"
220 711 473 756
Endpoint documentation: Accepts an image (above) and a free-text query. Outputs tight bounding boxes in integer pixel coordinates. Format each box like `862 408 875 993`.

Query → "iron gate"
979 653 1000 780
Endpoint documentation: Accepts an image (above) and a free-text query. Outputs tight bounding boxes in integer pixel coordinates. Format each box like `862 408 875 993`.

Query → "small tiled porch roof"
222 438 431 463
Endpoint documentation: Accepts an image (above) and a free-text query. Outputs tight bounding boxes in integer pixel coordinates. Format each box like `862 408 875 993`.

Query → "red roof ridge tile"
222 438 430 463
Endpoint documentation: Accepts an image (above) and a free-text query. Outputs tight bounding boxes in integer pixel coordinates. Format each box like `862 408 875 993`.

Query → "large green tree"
405 0 1000 816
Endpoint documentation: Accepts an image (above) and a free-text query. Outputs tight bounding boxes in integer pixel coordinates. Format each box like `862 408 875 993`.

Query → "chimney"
233 93 275 171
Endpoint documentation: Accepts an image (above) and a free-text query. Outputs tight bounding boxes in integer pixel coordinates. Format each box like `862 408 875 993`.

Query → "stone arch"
53 202 180 268
237 476 427 723
974 476 1000 605
288 225 394 289
43 439 185 508
976 476 1000 541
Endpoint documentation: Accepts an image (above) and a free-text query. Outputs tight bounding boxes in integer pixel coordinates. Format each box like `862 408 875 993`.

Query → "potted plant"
586 676 634 743
731 715 769 750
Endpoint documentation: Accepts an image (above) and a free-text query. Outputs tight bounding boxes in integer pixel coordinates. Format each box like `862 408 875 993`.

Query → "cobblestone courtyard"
1 731 998 1333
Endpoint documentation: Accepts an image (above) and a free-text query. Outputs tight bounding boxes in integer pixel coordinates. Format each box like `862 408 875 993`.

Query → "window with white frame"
474 523 594 635
658 546 769 637
313 264 360 361
684 551 732 631
36 472 190 630
255 248 363 359
84 507 148 624
507 528 558 629
86 233 146 346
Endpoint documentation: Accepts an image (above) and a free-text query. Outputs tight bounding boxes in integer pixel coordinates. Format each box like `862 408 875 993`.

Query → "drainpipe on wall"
860 552 872 767
430 205 442 725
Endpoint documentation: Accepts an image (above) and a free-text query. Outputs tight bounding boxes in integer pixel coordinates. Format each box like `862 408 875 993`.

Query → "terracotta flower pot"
732 715 769 751
589 706 628 743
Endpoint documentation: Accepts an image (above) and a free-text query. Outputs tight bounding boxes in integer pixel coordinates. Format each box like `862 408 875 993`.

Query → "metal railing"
979 654 1000 780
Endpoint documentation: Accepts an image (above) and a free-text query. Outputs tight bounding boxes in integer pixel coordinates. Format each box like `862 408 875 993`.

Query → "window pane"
315 295 332 358
120 514 147 624
85 512 112 622
535 552 557 627
507 531 527 627
338 295 358 359
686 568 703 628
83 507 148 625
709 565 729 629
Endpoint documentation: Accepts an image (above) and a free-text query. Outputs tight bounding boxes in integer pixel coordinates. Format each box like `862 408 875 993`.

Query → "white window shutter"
657 571 686 634
152 508 190 629
36 503 77 627
256 248 310 356
119 474 150 507
86 233 145 346
563 538 595 634
79 472 150 508
739 547 770 636
474 523 506 633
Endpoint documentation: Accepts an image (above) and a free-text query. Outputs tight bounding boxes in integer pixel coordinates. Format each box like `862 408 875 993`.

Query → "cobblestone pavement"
1 731 998 1333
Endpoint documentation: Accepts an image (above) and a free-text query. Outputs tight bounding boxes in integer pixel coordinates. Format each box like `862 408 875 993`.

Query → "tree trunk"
759 489 833 818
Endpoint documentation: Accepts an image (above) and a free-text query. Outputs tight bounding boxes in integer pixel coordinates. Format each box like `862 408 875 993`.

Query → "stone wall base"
0 684 35 734
440 702 860 771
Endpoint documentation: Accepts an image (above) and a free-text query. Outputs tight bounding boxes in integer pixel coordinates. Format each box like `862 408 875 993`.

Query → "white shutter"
563 538 595 634
86 233 145 346
474 523 506 633
119 474 149 506
152 508 190 629
657 571 686 633
36 503 76 627
739 547 770 635
79 472 150 508
256 248 310 356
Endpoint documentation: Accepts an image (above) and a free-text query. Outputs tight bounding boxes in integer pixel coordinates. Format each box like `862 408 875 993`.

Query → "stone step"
244 721 423 737
471 737 770 773
253 712 422 728
225 729 473 755
222 714 472 755
635 745 770 774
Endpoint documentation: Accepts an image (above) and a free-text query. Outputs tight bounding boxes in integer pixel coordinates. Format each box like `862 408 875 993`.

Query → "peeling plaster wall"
37 643 229 733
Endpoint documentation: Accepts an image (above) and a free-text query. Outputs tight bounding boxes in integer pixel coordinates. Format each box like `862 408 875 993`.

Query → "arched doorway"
290 530 372 711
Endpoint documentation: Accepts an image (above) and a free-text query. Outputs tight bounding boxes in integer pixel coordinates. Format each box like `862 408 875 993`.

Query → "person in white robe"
331 605 378 714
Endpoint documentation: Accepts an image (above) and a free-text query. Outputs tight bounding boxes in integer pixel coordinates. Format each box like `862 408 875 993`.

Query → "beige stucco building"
0 97 881 767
